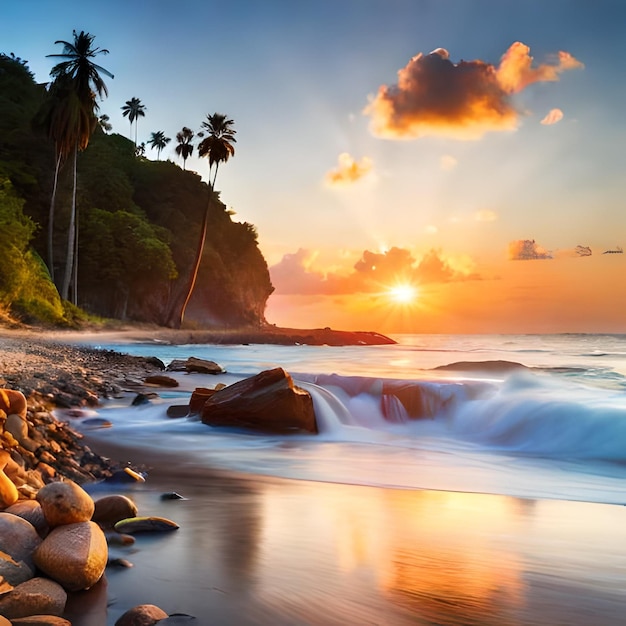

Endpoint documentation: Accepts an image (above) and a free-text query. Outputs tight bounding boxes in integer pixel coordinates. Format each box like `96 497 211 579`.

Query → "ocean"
64 332 626 625
76 333 626 506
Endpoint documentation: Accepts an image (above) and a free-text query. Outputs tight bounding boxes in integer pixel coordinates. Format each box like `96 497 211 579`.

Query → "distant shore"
1 323 397 347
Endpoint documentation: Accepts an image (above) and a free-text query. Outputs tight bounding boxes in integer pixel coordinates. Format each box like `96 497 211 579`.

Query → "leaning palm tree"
172 113 236 327
175 126 194 170
121 97 145 147
47 30 113 302
148 130 171 160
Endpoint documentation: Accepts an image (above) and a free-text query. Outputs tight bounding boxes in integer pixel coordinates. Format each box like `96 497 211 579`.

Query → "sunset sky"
3 1 626 334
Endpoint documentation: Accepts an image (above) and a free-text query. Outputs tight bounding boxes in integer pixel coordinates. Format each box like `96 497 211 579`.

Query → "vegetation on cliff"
0 49 274 328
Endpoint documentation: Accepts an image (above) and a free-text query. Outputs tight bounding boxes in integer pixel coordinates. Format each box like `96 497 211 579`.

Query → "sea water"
72 333 626 506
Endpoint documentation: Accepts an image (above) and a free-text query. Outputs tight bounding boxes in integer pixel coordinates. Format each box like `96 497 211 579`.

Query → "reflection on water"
93 468 626 626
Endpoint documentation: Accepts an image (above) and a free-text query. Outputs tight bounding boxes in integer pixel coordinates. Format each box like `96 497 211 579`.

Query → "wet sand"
82 439 626 626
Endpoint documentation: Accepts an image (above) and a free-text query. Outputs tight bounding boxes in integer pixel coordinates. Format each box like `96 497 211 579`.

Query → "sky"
3 0 626 334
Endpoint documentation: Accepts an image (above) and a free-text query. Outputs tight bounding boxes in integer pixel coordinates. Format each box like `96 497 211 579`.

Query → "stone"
36 480 95 528
0 577 66 619
11 617 71 625
4 413 28 444
143 375 179 387
0 550 34 586
184 357 225 374
92 494 138 527
0 468 18 509
114 604 168 626
201 367 317 434
5 500 48 536
33 521 108 592
0 512 41 567
114 516 179 533
0 389 27 419
189 387 217 414
0 616 10 626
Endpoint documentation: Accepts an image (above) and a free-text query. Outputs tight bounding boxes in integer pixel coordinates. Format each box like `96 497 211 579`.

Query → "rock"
104 467 146 484
160 492 185 500
0 512 41 567
201 367 317 434
0 616 10 626
143 375 179 388
0 389 27 419
131 392 158 406
0 550 34 586
5 500 48 536
189 387 217 414
4 413 28 444
104 530 135 546
166 404 189 418
0 468 18 509
81 417 113 429
0 577 66 619
36 480 95 528
11 617 71 625
33 521 108 592
92 494 138 527
114 604 168 626
184 357 225 375
114 516 179 533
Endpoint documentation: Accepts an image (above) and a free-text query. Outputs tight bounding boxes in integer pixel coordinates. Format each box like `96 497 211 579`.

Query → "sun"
387 284 418 304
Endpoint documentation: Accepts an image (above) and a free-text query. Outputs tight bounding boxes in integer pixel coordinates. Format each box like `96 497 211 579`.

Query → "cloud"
364 42 583 140
575 245 592 257
270 246 480 295
540 108 564 125
474 209 498 222
325 152 373 186
509 239 553 260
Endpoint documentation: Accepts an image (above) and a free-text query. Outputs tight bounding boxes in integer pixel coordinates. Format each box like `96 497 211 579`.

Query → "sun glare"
388 284 418 304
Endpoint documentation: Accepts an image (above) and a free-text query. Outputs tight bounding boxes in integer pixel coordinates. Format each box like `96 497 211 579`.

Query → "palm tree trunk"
48 150 62 284
61 146 78 301
176 190 212 327
72 209 79 305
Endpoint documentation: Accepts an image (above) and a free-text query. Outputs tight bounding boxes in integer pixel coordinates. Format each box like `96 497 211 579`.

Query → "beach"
2 328 626 625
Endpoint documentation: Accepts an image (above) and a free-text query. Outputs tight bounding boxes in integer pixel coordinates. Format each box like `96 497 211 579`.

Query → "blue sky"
3 1 626 332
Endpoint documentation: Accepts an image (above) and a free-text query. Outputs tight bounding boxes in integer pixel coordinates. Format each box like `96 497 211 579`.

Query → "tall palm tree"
46 30 113 302
98 113 112 133
175 126 194 170
121 97 145 146
148 130 171 160
173 113 236 327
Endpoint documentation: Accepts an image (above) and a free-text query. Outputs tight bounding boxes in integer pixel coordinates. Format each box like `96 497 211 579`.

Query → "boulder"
0 616 10 626
166 357 224 374
0 550 34 586
189 387 217 414
0 468 18 509
33 521 108 592
5 500 48 536
11 617 71 625
36 480 95 528
114 516 179 533
201 367 317 434
92 495 138 527
0 512 41 567
114 604 168 626
0 577 66 619
0 389 27 419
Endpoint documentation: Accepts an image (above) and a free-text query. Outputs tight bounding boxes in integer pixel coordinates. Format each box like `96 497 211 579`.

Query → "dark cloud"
364 42 583 140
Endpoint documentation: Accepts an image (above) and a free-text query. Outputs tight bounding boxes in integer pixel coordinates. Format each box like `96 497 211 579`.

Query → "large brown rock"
33 521 108 592
92 494 138 527
0 577 66 619
36 480 95 528
201 367 317 434
0 389 27 419
0 512 41 567
114 604 168 626
5 500 48 537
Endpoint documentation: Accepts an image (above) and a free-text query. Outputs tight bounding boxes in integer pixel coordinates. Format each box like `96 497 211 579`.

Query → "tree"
173 113 236 327
98 113 112 133
46 30 113 303
175 126 194 170
121 97 145 147
148 130 171 160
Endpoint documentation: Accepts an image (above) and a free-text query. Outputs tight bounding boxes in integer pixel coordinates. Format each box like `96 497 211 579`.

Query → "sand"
2 327 626 625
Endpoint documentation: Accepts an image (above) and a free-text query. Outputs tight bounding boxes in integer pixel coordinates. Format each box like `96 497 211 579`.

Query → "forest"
0 42 274 329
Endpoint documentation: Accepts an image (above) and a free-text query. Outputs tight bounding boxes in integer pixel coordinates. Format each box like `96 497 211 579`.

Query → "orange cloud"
325 153 373 186
270 247 480 295
474 209 498 222
365 43 582 140
540 108 564 125
508 239 552 260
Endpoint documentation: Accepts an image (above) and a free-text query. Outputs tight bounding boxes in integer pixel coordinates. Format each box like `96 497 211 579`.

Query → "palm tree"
98 113 112 133
148 130 171 160
173 113 236 327
175 126 194 170
46 30 113 302
121 97 146 146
